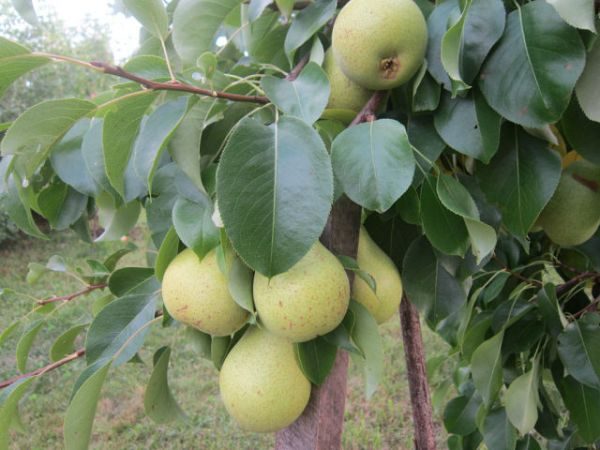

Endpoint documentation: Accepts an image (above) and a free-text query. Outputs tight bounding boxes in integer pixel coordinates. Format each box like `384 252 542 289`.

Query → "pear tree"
1 0 600 449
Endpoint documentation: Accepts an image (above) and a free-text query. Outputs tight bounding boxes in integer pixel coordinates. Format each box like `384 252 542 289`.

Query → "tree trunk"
400 296 437 450
275 195 361 450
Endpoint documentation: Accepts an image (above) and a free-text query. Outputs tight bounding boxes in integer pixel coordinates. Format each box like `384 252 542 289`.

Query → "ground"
0 229 449 449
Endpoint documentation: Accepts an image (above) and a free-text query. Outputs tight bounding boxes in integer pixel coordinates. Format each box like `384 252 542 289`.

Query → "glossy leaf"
144 347 185 423
470 331 503 406
443 394 480 435
16 320 44 373
557 375 600 443
284 0 336 57
108 267 156 297
50 324 88 362
261 62 329 124
478 1 585 127
172 195 219 259
482 408 517 450
295 337 337 385
123 0 169 39
557 314 600 389
561 98 600 164
216 116 333 277
505 363 539 435
575 40 600 123
331 119 415 213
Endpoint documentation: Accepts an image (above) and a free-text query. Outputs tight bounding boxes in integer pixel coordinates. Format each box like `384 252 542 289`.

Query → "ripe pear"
323 49 373 113
219 327 311 432
353 227 403 324
161 248 248 336
538 161 600 247
332 0 428 90
254 242 350 342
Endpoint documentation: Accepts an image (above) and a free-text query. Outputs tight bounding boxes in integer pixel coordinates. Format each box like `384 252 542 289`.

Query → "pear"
332 0 428 90
353 227 403 324
254 242 350 342
538 161 600 247
219 327 311 432
323 49 373 113
161 248 248 336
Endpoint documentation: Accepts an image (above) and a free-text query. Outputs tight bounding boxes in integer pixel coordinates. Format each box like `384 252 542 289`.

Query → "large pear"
332 0 428 90
219 327 311 432
538 161 600 247
323 49 373 113
254 242 350 342
353 227 403 324
161 248 248 336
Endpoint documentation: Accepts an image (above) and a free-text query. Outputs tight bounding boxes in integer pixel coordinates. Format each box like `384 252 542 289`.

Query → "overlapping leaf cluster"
0 0 599 448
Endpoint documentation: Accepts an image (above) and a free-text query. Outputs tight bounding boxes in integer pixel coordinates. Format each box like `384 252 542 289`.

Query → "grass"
0 229 450 449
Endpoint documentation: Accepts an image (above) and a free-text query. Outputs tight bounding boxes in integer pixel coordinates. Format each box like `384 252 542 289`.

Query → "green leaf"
172 195 219 259
144 347 186 423
123 55 171 79
275 0 294 17
227 257 255 314
349 300 383 398
477 126 561 237
505 362 540 435
471 331 504 407
0 377 35 449
64 362 111 450
425 0 459 90
434 90 501 163
155 227 180 282
547 0 596 32
216 116 333 277
186 327 212 359
1 99 95 178
95 194 141 242
337 255 377 294
482 408 518 450
284 0 336 58
443 393 481 435
86 291 158 367
249 0 273 21
295 337 338 385
80 118 114 195
16 320 44 373
402 237 467 326
561 97 600 164
103 246 136 272
172 0 242 64
575 39 600 123
0 174 46 239
478 1 585 127
211 335 231 370
537 284 567 338
261 62 330 125
557 375 600 443
0 37 48 98
557 314 600 390
331 119 415 213
50 324 88 362
0 320 21 348
103 91 158 197
10 0 38 25
108 267 156 297
123 0 169 39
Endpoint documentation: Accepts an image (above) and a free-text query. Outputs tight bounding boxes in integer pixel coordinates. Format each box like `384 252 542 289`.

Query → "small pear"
162 248 248 336
353 227 403 324
254 242 350 342
323 49 373 113
219 327 311 432
332 0 428 90
538 161 600 247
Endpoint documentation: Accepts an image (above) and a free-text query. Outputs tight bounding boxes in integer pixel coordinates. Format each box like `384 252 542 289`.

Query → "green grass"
0 230 449 449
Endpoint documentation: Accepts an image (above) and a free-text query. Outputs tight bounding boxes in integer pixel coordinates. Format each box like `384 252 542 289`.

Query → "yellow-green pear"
219 327 311 432
538 161 600 247
332 0 428 90
254 242 350 342
353 227 403 324
161 248 248 336
323 49 373 113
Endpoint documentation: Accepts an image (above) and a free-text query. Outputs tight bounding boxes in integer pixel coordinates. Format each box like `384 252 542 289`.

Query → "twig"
90 62 269 105
557 271 599 295
573 296 600 319
37 283 107 306
286 54 310 81
350 90 388 126
0 349 85 390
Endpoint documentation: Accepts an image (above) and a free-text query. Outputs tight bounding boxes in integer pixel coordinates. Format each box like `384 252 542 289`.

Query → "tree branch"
90 62 269 104
37 283 107 306
557 271 599 296
286 54 310 81
350 91 388 126
572 295 600 319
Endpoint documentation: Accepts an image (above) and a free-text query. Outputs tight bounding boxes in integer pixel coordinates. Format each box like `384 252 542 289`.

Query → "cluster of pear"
537 160 600 247
161 227 403 432
325 0 428 112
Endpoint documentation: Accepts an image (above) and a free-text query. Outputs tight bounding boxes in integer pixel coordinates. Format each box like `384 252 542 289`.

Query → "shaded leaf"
154 227 180 282
172 195 219 259
144 347 186 423
16 320 44 373
557 375 600 444
575 39 600 123
0 377 35 449
50 324 88 362
295 337 337 385
557 314 600 389
482 408 518 450
227 257 255 313
284 0 336 58
471 331 504 406
505 362 540 435
123 0 169 39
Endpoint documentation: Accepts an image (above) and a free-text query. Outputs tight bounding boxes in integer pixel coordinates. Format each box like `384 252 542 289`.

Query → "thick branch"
90 62 269 104
37 283 106 306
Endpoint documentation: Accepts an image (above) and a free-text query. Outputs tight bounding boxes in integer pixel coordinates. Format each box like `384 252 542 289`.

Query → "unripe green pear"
219 327 311 432
254 242 350 342
353 227 403 324
323 49 373 113
162 248 248 336
332 0 428 90
538 161 600 247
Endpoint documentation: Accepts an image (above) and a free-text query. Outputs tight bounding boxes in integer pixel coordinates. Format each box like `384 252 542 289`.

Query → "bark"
275 196 361 450
400 296 437 450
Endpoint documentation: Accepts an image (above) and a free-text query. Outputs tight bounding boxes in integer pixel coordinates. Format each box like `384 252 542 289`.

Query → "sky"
36 1 141 61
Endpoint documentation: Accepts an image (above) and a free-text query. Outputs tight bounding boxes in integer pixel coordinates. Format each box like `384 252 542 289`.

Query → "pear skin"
323 49 373 113
162 248 248 336
219 327 311 432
